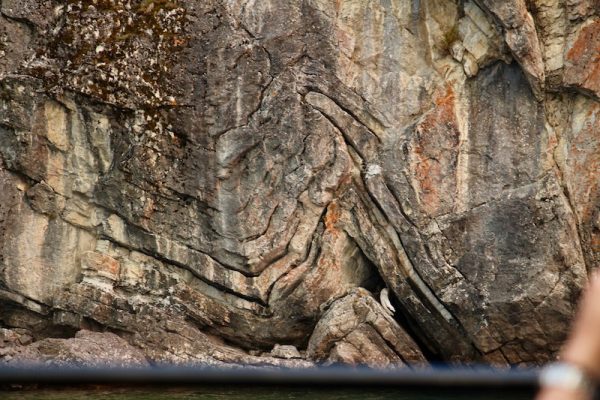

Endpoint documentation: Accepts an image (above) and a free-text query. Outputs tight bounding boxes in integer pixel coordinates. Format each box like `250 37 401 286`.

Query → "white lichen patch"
364 163 382 179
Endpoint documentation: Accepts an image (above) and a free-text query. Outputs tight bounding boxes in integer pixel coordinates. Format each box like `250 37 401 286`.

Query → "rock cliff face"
0 0 598 367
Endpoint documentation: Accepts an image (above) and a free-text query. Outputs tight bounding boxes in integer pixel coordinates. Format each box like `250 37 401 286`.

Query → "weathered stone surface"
0 0 598 368
268 344 302 360
555 96 600 272
1 330 149 367
563 18 600 98
478 0 546 99
307 289 426 367
433 176 586 361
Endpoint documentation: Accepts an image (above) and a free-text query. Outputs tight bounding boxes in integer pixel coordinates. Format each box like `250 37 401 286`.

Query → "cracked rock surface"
0 0 598 367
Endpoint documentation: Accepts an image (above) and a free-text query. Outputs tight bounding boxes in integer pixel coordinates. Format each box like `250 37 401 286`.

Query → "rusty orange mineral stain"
335 0 342 13
324 202 341 236
101 256 120 278
411 85 460 217
173 37 186 47
434 85 455 107
565 20 600 94
85 252 120 279
566 22 600 61
592 235 600 253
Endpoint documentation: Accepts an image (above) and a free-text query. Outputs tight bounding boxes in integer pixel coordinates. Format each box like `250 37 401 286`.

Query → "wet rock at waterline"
0 0 598 367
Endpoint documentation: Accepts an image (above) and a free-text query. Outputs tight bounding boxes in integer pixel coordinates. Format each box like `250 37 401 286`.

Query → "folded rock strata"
0 0 597 367
307 288 426 367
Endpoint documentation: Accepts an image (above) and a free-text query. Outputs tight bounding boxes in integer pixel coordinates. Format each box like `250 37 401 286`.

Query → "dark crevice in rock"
358 257 434 361
211 72 275 140
361 180 450 314
0 301 75 342
557 166 592 274
360 267 386 297
264 220 325 306
309 102 371 162
0 11 35 36
0 289 50 316
345 182 482 360
382 174 421 230
240 202 281 243
387 290 442 362
309 88 384 142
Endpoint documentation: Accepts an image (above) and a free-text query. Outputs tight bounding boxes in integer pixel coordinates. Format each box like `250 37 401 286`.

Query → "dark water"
0 387 534 399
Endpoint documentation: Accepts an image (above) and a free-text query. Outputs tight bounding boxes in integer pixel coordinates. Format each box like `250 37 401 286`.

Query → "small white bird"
380 287 396 316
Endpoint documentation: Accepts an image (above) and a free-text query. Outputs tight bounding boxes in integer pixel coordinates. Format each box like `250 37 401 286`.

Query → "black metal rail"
0 365 540 389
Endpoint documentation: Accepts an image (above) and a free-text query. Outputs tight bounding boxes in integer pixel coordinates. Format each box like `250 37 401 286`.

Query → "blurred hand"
562 272 600 377
536 387 590 400
536 272 600 400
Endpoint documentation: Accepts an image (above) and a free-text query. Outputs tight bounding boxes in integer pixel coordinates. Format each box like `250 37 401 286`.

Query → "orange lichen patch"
324 202 341 236
81 251 120 281
418 86 457 133
564 20 600 97
586 63 600 95
565 20 599 60
413 158 440 207
409 85 460 217
172 37 186 47
434 85 456 107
